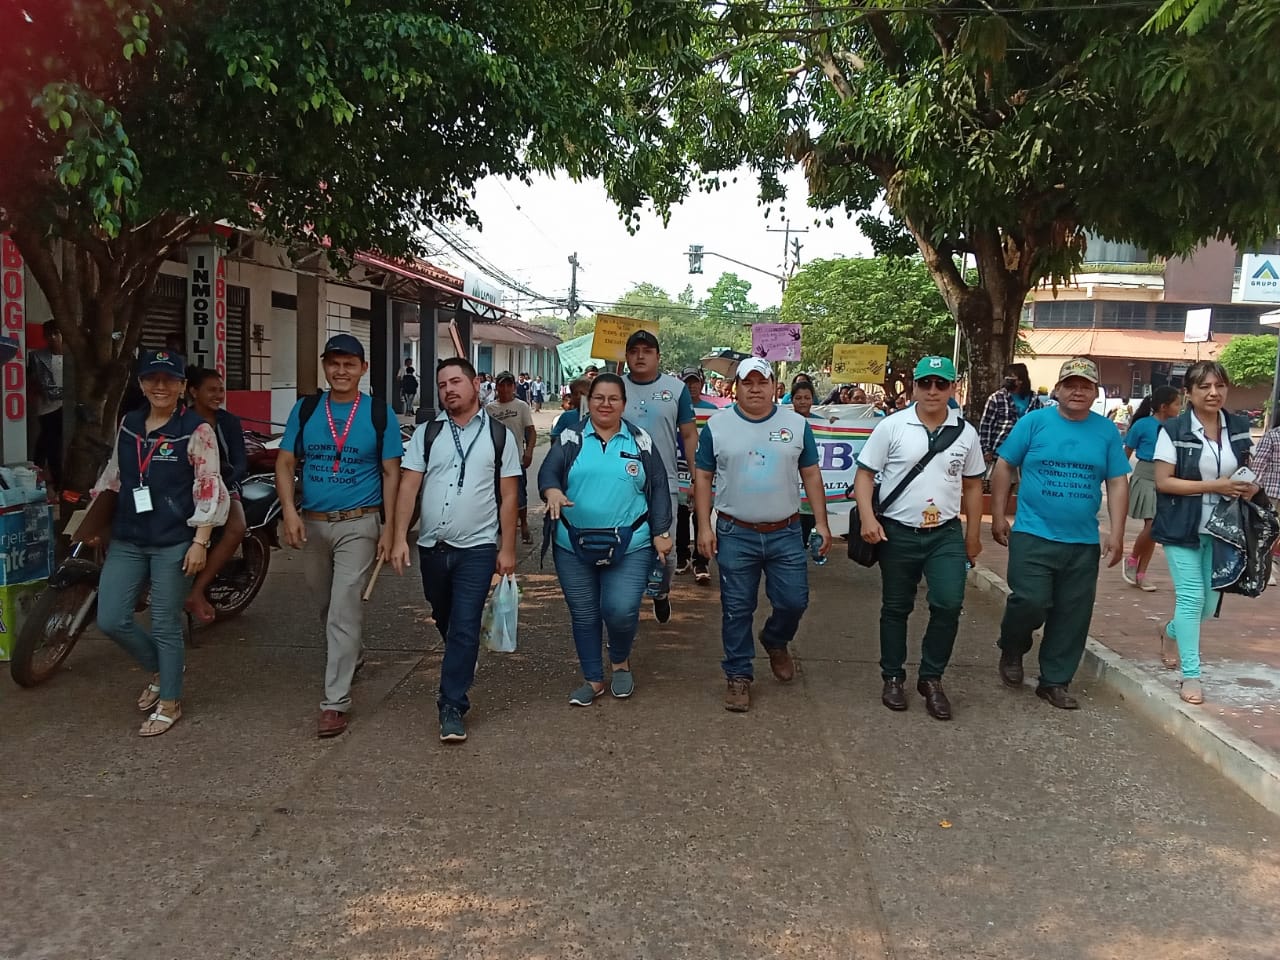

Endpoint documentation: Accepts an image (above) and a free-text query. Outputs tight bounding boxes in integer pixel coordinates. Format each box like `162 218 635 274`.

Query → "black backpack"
295 391 389 466
418 414 508 511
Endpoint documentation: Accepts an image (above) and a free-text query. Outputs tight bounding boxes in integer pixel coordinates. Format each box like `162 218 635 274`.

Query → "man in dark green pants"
991 358 1130 709
854 357 986 719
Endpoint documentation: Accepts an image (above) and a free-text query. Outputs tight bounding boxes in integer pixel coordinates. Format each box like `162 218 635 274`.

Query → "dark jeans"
877 518 967 680
998 532 1100 687
715 515 809 679
553 544 653 683
419 542 497 713
676 503 708 570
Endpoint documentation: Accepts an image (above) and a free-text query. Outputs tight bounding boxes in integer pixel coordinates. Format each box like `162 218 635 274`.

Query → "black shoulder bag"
846 421 967 568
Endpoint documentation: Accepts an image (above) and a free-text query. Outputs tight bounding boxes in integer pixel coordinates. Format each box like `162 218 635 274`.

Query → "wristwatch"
656 532 672 540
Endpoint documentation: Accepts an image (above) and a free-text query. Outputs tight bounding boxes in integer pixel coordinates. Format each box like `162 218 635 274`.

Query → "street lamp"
686 245 786 287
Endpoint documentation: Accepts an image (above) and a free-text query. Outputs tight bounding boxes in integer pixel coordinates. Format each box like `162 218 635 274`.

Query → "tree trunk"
902 217 1029 421
14 224 188 497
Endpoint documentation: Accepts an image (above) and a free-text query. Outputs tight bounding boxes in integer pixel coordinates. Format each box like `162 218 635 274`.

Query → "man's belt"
302 505 382 523
719 512 800 534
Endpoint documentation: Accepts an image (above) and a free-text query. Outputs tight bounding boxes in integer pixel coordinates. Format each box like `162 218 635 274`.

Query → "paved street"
3 437 1279 959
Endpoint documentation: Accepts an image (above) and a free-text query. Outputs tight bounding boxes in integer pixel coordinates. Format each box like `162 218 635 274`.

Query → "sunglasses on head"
915 377 951 391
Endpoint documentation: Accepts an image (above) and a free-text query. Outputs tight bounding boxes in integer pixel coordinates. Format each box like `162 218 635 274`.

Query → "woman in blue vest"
1151 361 1256 704
184 366 248 623
87 351 230 735
538 373 672 706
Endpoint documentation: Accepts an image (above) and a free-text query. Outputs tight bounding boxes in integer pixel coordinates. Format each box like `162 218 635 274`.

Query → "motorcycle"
9 470 284 688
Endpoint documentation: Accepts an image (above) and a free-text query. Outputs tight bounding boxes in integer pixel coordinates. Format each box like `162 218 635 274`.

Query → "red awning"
354 252 509 315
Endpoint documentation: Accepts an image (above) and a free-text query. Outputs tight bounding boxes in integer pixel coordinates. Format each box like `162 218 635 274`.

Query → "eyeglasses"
590 395 622 405
915 377 951 391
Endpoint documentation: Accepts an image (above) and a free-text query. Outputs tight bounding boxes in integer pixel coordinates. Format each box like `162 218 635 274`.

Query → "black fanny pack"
560 513 649 567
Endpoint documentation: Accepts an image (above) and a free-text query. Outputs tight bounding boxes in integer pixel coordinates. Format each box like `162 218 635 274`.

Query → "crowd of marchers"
75 327 1278 739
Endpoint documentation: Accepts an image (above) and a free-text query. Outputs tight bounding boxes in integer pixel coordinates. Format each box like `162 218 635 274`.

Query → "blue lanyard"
449 414 485 489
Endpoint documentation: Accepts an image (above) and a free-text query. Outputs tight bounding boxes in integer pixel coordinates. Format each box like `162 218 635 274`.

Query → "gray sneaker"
439 706 467 742
610 669 635 699
569 682 602 707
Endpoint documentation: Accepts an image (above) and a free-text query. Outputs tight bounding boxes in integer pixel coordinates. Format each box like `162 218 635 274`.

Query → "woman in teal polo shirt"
538 374 672 706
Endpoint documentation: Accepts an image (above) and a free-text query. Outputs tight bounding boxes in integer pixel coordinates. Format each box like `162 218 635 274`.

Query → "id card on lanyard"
134 435 165 513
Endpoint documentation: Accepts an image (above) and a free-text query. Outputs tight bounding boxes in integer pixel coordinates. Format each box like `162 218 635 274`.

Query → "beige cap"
1057 357 1100 384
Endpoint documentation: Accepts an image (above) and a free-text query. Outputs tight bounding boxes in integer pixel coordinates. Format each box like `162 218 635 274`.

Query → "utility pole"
766 219 809 290
565 252 582 336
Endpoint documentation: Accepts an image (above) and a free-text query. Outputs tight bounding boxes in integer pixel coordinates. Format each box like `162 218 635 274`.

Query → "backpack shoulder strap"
370 394 388 458
294 392 323 461
419 418 445 466
489 415 508 509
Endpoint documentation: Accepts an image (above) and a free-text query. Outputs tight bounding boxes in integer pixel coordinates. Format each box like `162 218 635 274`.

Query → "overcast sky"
431 167 873 316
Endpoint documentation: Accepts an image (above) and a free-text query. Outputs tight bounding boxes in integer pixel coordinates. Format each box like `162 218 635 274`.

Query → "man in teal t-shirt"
989 357 1130 710
277 334 404 738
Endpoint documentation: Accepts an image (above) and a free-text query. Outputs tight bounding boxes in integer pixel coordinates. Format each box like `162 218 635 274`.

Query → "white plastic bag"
481 575 519 653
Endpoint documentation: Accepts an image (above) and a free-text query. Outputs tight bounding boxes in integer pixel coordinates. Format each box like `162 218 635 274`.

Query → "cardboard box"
0 503 53 585
0 579 49 661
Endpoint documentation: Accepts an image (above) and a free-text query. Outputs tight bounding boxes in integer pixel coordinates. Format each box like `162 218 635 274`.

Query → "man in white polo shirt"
853 356 985 720
695 357 832 713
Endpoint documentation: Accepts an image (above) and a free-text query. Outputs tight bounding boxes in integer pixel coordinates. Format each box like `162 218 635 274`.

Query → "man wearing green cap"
854 357 986 719
991 357 1130 709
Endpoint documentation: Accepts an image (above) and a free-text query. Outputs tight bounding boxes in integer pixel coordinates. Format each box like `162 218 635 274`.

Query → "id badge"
133 486 154 513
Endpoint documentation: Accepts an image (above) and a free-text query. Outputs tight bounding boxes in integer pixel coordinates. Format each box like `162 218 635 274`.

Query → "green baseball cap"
913 356 957 382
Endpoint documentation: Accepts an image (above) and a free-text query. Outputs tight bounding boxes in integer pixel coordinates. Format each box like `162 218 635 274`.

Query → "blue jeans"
715 516 809 679
97 539 191 701
419 543 497 713
1164 535 1217 679
553 544 653 683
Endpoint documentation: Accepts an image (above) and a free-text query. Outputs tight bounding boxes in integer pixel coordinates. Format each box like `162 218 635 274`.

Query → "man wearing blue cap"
276 334 403 738
854 357 986 719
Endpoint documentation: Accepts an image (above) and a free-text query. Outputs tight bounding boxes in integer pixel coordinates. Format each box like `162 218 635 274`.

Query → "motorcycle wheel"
207 529 271 619
10 581 97 687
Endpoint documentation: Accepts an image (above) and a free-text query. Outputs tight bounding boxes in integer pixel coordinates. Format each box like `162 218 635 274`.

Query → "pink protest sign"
751 323 802 361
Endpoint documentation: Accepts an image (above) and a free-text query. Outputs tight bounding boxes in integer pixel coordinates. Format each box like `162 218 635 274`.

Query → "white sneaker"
1121 557 1138 586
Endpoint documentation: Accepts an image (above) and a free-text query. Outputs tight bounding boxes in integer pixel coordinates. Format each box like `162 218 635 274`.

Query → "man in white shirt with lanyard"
854 357 986 720
392 358 520 743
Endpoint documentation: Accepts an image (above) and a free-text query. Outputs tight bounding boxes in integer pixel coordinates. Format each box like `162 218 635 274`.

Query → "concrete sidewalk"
3 491 1280 957
971 512 1280 814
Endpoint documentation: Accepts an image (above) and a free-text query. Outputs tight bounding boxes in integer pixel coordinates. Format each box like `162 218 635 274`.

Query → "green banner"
556 333 610 379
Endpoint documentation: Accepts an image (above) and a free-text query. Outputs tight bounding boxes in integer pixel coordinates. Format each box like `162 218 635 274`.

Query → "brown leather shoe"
317 709 349 738
917 678 952 720
998 651 1024 688
766 646 795 683
724 677 751 712
881 678 908 711
1036 685 1079 710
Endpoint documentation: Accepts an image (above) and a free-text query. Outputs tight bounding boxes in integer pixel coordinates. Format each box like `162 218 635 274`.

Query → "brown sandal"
1158 624 1179 671
136 677 161 713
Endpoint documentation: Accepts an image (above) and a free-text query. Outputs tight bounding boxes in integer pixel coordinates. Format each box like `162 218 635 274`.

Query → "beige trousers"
303 513 380 712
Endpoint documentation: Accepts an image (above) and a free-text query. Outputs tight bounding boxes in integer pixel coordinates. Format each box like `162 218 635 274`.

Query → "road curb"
968 563 1280 817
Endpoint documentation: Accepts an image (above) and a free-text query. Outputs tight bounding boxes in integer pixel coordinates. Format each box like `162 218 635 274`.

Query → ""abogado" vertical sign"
187 242 226 377
1 235 28 461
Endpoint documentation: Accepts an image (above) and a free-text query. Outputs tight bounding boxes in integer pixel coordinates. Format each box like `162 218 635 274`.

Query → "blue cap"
322 333 365 361
138 350 186 379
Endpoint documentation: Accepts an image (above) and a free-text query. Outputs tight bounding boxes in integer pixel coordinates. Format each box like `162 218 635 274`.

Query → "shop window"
1099 301 1149 329
1034 300 1094 328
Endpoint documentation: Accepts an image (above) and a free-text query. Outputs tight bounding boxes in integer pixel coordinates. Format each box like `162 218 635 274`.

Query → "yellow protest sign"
590 314 661 362
831 344 888 382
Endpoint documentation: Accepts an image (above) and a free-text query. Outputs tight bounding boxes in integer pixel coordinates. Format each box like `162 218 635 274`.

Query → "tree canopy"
587 0 1280 416
780 257 954 397
1 0 702 489
1218 334 1279 390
